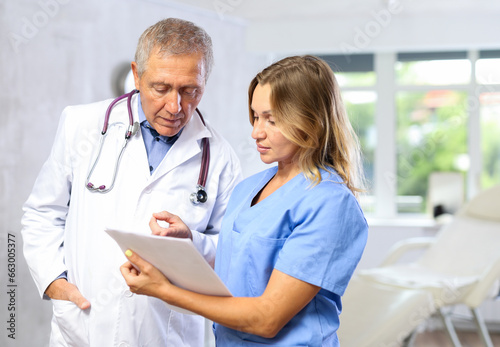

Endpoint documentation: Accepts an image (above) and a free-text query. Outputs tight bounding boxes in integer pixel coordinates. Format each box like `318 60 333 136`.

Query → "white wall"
0 1 268 346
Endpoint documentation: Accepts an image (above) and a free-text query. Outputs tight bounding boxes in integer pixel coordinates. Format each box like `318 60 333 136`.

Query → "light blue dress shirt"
137 94 182 174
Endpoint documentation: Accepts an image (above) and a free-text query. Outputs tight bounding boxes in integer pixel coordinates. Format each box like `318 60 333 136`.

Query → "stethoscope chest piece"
190 185 208 204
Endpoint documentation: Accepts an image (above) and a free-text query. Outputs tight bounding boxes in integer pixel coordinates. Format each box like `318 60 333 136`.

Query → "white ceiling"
164 0 500 21
159 0 500 53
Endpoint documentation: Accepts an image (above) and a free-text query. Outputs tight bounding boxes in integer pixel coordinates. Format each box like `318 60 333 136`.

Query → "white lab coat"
21 94 242 347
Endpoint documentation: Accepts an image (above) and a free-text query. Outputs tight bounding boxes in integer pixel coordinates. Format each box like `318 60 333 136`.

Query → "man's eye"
181 87 194 94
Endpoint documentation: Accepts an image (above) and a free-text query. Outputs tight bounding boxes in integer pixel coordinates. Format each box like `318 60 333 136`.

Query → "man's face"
132 50 206 137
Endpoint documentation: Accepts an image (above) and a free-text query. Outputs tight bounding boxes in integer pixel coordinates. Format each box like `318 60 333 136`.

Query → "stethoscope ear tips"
86 182 107 191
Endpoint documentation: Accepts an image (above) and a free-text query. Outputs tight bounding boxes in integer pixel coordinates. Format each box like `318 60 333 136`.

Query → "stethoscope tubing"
86 90 210 204
102 89 136 136
85 133 130 193
196 110 210 190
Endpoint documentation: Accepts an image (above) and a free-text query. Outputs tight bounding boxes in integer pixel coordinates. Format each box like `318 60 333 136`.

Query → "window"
478 51 500 189
318 51 500 220
480 92 500 188
476 50 500 84
321 54 376 213
395 52 470 214
396 90 468 213
396 52 470 86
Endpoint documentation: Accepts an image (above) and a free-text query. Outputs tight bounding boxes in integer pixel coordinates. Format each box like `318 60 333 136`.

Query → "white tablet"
105 228 231 314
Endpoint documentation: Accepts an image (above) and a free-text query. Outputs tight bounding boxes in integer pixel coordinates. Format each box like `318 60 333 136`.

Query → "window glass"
481 91 500 188
476 58 500 84
321 53 374 88
396 60 471 85
324 55 376 214
396 90 468 214
343 91 376 213
336 72 376 88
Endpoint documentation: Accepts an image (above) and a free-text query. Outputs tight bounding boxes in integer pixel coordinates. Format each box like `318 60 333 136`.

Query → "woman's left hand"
120 250 171 298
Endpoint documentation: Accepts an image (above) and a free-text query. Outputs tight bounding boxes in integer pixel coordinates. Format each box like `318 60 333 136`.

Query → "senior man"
22 18 241 346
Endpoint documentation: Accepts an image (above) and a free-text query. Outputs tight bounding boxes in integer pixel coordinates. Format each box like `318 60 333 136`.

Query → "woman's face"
250 83 299 166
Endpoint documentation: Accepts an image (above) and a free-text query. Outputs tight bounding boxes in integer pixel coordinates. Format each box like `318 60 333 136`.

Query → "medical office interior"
1 0 500 346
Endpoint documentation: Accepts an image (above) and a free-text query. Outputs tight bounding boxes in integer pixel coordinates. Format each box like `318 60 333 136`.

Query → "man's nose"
163 90 182 115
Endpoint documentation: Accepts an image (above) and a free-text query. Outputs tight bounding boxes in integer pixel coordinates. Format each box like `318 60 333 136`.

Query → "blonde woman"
121 55 368 346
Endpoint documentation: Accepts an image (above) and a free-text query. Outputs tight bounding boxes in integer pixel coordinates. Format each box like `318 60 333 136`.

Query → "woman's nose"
251 119 265 139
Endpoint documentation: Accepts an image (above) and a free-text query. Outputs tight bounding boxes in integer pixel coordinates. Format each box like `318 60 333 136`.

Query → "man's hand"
150 211 193 239
44 279 91 310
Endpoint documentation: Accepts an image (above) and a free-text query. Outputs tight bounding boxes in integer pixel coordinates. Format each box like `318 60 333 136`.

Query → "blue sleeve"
274 183 368 296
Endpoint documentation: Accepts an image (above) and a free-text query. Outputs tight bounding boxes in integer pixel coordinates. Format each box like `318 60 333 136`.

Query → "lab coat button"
124 290 134 297
118 342 130 347
144 187 152 194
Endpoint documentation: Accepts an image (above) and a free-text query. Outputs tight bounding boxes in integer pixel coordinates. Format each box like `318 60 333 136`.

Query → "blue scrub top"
214 166 368 346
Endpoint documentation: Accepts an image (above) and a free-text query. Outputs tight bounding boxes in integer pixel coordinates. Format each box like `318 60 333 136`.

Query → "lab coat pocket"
52 299 90 347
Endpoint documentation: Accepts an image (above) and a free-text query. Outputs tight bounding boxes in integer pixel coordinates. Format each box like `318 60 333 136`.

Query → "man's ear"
131 61 140 91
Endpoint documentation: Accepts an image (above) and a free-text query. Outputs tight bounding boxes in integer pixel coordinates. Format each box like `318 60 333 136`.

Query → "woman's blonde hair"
248 55 365 195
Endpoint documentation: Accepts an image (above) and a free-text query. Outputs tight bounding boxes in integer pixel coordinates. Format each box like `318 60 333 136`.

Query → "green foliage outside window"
396 91 468 213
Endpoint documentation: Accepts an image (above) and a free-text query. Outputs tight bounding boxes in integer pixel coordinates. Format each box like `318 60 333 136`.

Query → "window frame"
321 50 500 221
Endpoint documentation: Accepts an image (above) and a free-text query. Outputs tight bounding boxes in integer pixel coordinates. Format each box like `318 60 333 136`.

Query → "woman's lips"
256 143 270 153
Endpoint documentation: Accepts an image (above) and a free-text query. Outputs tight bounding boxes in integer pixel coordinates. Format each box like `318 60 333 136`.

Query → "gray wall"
0 1 268 346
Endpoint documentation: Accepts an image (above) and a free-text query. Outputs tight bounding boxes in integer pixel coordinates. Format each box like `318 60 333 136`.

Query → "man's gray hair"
135 18 214 81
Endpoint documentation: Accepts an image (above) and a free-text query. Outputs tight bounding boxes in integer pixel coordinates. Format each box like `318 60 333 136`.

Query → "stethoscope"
85 89 210 204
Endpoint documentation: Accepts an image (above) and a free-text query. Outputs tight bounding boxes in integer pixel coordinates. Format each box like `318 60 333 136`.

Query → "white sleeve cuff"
191 231 218 268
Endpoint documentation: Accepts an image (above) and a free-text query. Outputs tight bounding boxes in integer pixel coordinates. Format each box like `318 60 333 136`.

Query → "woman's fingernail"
125 249 133 257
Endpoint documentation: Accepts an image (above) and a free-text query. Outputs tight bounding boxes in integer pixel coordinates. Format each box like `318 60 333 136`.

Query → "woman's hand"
120 250 171 298
150 211 193 240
